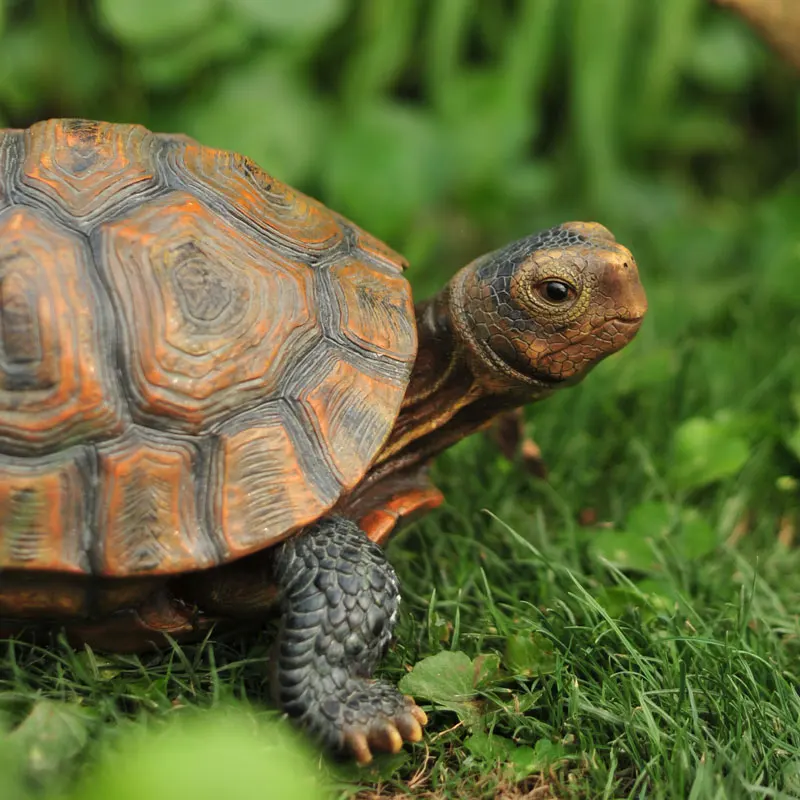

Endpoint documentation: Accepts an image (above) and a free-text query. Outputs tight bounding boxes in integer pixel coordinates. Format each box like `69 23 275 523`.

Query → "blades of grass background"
499 0 559 121
630 0 702 144
569 0 638 209
341 0 418 106
425 0 471 110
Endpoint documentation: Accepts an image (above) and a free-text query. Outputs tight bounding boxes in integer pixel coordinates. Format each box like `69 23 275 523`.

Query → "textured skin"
0 119 416 587
452 222 643 387
273 516 427 762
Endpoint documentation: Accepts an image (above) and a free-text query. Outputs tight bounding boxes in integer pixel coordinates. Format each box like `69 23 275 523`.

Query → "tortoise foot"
330 680 428 764
272 516 426 762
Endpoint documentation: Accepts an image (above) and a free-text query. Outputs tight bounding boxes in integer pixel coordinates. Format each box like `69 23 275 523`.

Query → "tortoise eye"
537 280 575 304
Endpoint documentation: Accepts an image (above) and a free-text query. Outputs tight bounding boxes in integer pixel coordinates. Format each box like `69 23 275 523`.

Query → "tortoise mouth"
520 315 644 386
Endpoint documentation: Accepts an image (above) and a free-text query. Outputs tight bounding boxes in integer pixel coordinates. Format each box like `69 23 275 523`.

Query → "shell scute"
162 142 343 253
331 259 416 362
98 191 316 432
0 207 126 454
0 447 92 574
20 119 159 224
297 354 405 491
95 429 217 577
212 404 338 560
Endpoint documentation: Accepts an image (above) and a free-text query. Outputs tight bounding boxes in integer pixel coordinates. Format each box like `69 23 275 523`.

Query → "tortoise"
0 119 647 763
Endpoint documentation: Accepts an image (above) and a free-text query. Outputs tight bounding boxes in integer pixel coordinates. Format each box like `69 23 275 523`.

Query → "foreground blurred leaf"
98 0 218 47
71 707 325 800
6 700 91 791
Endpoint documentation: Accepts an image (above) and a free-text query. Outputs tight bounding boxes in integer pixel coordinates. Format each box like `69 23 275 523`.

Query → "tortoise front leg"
272 516 427 763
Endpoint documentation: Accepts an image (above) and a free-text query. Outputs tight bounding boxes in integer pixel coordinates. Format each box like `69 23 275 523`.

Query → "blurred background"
1 1 799 797
0 0 796 295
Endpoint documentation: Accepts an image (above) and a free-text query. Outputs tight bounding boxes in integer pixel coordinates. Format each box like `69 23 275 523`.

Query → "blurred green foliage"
0 0 796 286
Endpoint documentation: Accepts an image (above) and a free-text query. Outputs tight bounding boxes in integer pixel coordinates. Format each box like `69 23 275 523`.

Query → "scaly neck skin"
368 289 551 485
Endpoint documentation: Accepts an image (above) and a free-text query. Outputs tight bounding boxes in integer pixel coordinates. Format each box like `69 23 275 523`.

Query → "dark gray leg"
272 516 427 763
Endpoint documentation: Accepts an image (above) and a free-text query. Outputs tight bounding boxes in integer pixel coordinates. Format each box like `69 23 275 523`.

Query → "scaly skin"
272 516 427 763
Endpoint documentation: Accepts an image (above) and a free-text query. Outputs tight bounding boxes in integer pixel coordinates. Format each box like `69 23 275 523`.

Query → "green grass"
1 0 800 798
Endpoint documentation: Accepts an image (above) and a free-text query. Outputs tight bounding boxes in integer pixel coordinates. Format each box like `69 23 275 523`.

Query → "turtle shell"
0 119 417 579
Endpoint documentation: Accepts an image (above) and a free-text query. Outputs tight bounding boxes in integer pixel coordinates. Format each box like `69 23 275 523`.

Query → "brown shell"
0 119 416 579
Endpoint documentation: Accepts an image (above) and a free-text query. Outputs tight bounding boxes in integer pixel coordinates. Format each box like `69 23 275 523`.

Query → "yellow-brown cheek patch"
22 119 156 222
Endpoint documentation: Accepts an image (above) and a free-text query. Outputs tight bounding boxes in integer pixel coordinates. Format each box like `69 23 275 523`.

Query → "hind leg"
272 516 427 763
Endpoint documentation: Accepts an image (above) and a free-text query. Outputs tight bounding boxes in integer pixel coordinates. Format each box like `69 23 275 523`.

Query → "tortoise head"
448 222 647 393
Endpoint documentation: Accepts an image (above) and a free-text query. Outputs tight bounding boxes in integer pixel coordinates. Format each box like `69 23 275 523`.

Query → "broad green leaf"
464 731 515 762
504 632 556 677
609 346 679 395
464 732 568 780
625 501 674 538
509 738 568 778
674 509 717 559
472 653 502 686
669 415 750 492
398 651 485 724
98 0 218 47
595 584 674 619
590 530 658 572
225 0 347 37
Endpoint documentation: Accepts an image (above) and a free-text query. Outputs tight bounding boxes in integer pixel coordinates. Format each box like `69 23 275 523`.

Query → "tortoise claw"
345 730 373 765
340 694 427 764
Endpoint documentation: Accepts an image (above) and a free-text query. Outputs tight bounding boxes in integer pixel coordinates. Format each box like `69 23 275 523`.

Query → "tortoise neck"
371 291 536 480
403 292 464 408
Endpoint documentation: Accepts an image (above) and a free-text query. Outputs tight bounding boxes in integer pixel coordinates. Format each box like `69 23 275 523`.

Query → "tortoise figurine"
0 119 647 763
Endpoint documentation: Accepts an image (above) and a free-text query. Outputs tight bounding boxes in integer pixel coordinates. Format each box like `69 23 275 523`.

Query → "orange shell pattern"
0 120 416 577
